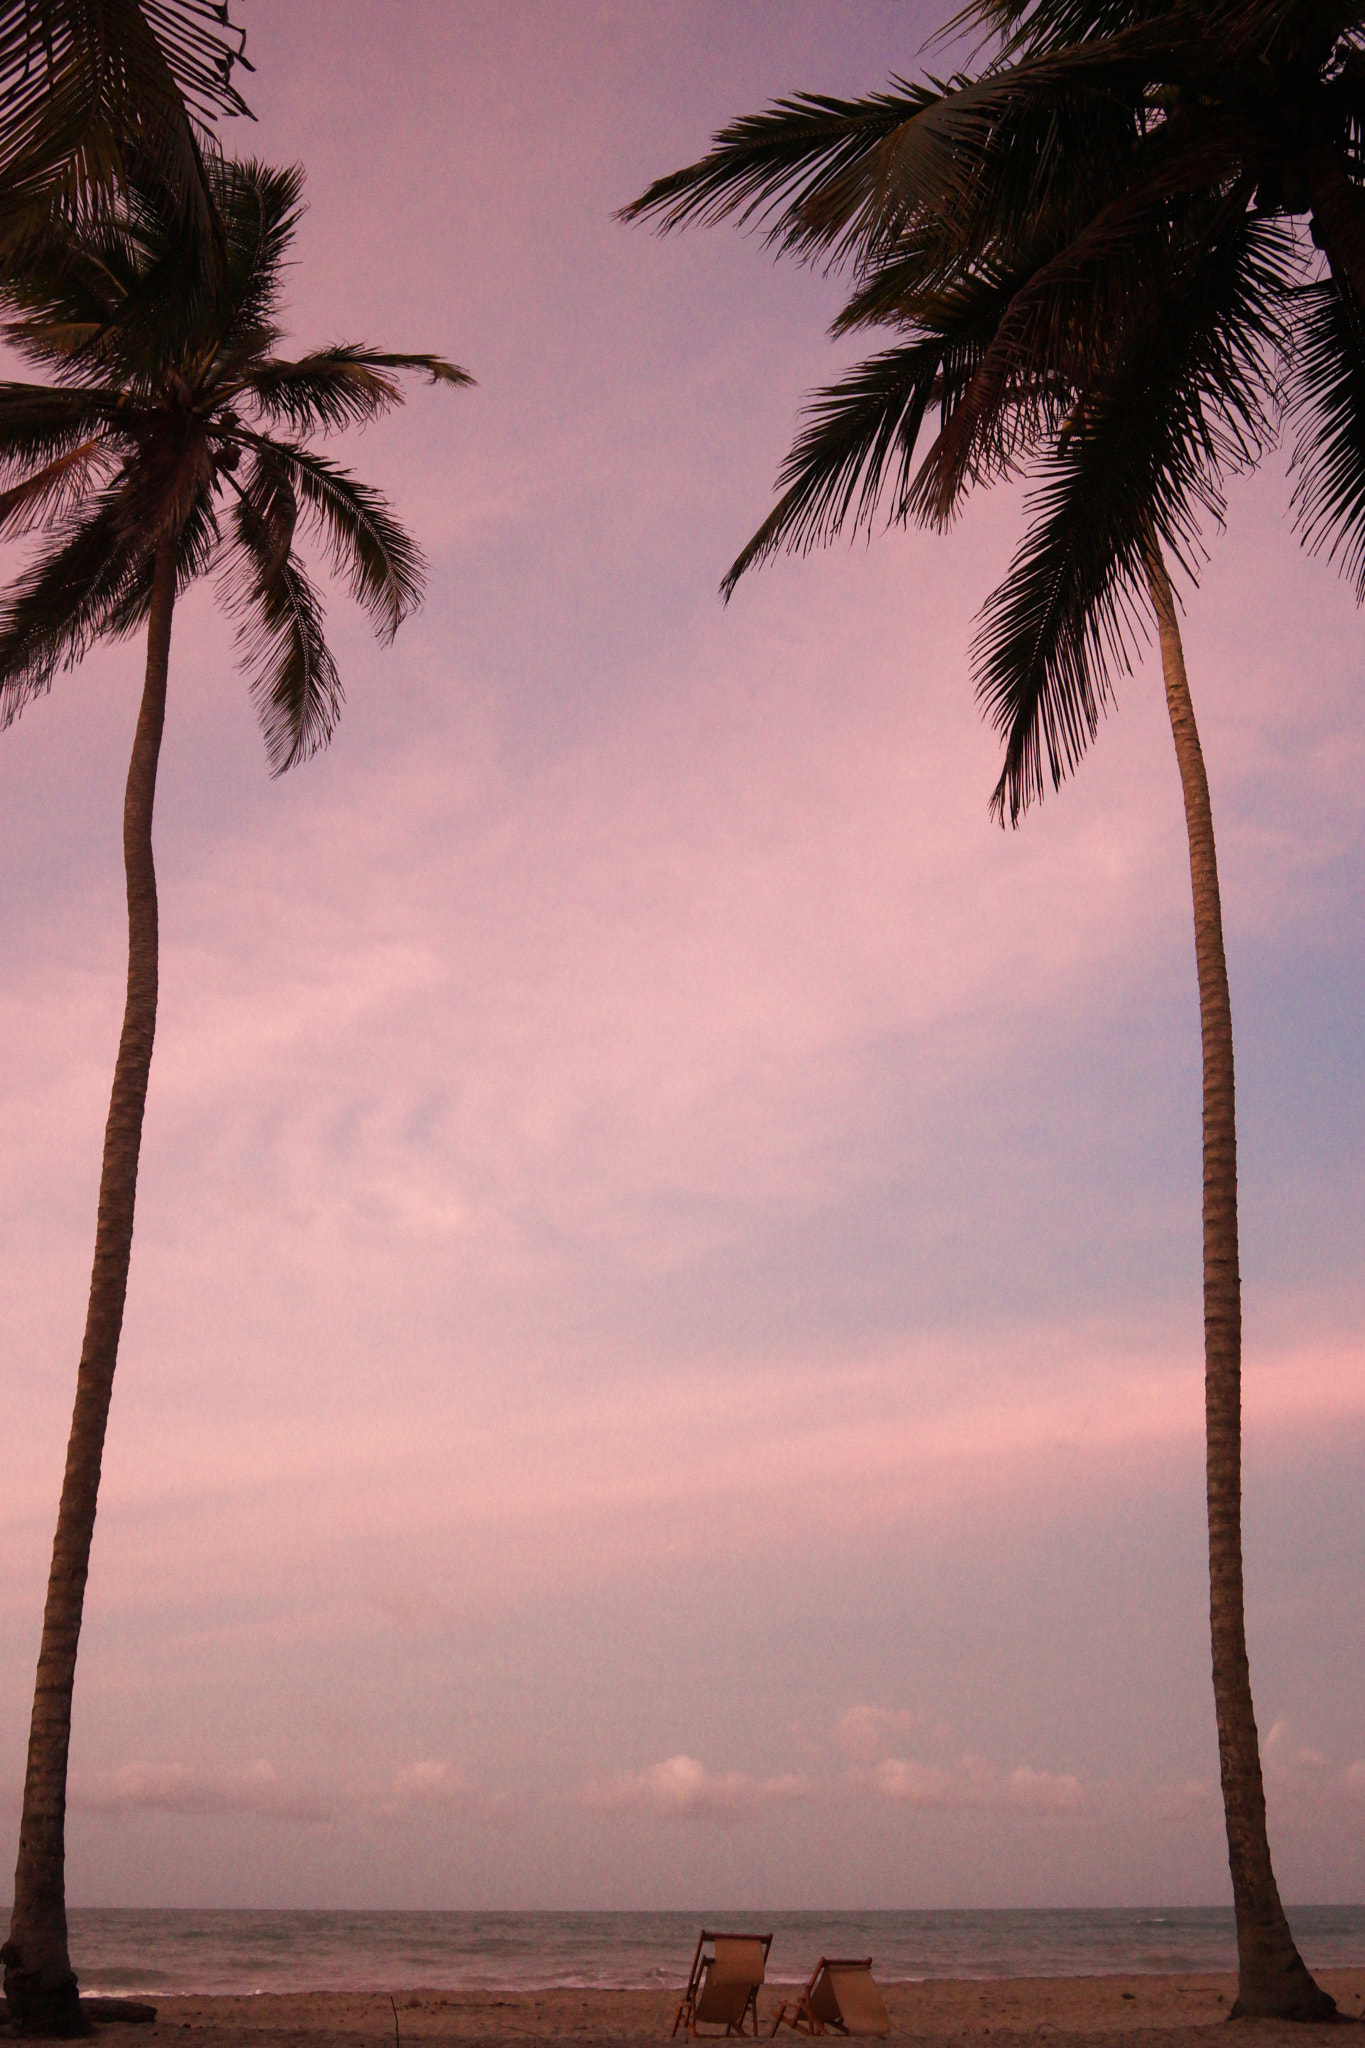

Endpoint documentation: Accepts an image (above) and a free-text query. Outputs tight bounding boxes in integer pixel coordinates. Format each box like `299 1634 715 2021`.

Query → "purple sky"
1 1 1362 1911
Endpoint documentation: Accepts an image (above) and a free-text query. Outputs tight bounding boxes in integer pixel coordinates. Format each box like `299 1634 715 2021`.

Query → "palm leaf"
972 210 1291 821
621 84 937 259
0 0 252 263
624 30 1197 273
0 435 105 535
0 146 460 769
238 346 471 435
0 381 140 477
237 434 426 639
722 259 1047 593
202 156 302 361
77 153 297 387
0 482 148 720
95 472 218 637
1288 270 1365 596
721 339 950 594
221 473 342 773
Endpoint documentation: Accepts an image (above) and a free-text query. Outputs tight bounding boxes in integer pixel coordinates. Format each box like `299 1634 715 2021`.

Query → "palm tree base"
0 1951 91 2038
1231 1966 1341 2024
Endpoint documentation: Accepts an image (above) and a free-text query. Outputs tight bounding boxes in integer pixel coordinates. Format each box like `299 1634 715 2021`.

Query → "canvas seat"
769 1958 890 2038
674 1930 773 2038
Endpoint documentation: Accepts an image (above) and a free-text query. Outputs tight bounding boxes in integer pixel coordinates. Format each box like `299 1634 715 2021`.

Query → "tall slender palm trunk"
1145 548 1336 2025
2 539 177 2040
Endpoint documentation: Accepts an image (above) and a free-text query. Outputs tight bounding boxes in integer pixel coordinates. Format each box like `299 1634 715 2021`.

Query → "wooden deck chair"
674 1930 773 2038
769 1958 890 2037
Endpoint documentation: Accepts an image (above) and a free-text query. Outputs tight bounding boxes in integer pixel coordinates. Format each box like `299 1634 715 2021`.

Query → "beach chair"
769 1958 890 2037
674 1930 773 2038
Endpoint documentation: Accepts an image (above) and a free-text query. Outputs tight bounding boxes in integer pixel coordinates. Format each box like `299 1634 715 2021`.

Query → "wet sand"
46 1969 1365 2046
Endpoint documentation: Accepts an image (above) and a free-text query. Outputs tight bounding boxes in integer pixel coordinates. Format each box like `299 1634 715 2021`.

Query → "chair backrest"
811 1959 890 2038
695 1937 767 2025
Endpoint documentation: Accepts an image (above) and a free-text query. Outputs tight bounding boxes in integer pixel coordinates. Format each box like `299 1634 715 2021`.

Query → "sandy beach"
26 1971 1362 2048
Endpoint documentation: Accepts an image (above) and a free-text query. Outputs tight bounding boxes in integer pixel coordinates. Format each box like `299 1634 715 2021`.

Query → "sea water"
62 1905 1365 1997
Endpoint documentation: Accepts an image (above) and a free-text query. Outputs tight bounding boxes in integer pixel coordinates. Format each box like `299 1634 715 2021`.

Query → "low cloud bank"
871 1755 1086 1813
70 1761 332 1824
581 1754 810 1823
70 1756 511 1828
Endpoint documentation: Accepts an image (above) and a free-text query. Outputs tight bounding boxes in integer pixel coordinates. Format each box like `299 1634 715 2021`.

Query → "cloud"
386 1759 467 1809
69 1755 515 1830
834 1705 1088 1815
1263 1720 1365 1808
70 1761 333 1824
835 1705 926 1767
872 1753 1087 1814
374 1758 513 1827
1154 1778 1214 1816
581 1754 810 1824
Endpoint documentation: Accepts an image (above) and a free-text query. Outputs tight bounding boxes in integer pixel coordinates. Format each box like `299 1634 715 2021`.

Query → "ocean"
64 1905 1365 1997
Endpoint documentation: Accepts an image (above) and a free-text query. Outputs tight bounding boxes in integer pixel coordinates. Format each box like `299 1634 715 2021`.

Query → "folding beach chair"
769 1958 890 2037
674 1930 773 2038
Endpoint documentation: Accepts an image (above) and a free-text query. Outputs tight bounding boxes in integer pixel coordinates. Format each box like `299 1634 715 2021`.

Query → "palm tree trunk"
2 537 177 2040
1145 546 1336 2024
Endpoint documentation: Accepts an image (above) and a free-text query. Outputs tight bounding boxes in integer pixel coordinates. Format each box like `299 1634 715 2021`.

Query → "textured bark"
1146 547 1337 2025
2 540 176 2039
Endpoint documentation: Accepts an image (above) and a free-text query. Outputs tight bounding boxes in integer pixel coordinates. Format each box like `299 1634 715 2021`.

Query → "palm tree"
0 153 469 2036
624 6 1365 2021
1 0 252 266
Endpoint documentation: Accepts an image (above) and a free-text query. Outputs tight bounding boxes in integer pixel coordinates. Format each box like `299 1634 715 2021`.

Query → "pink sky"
1 1 1362 1910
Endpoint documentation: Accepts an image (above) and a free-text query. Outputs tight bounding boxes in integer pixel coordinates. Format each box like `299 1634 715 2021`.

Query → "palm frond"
972 423 1166 824
722 250 1067 593
237 346 471 434
0 435 105 536
624 28 1196 276
0 210 146 338
621 83 937 262
0 0 252 264
221 473 342 773
828 82 1138 336
98 474 218 635
0 146 456 769
1287 269 1365 597
199 155 302 361
721 339 951 594
0 381 140 476
70 153 299 386
238 434 426 639
947 0 1171 56
972 209 1292 822
0 483 149 720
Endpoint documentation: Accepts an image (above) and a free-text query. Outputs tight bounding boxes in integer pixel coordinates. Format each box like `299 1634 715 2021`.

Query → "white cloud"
870 1757 962 1806
581 1754 810 1824
375 1758 513 1827
872 1753 1086 1814
387 1759 467 1808
70 1761 332 1824
1264 1717 1291 1756
68 1755 516 1830
1154 1778 1213 1816
1261 1717 1351 1806
835 1705 1088 1816
835 1705 925 1767
1004 1765 1088 1813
